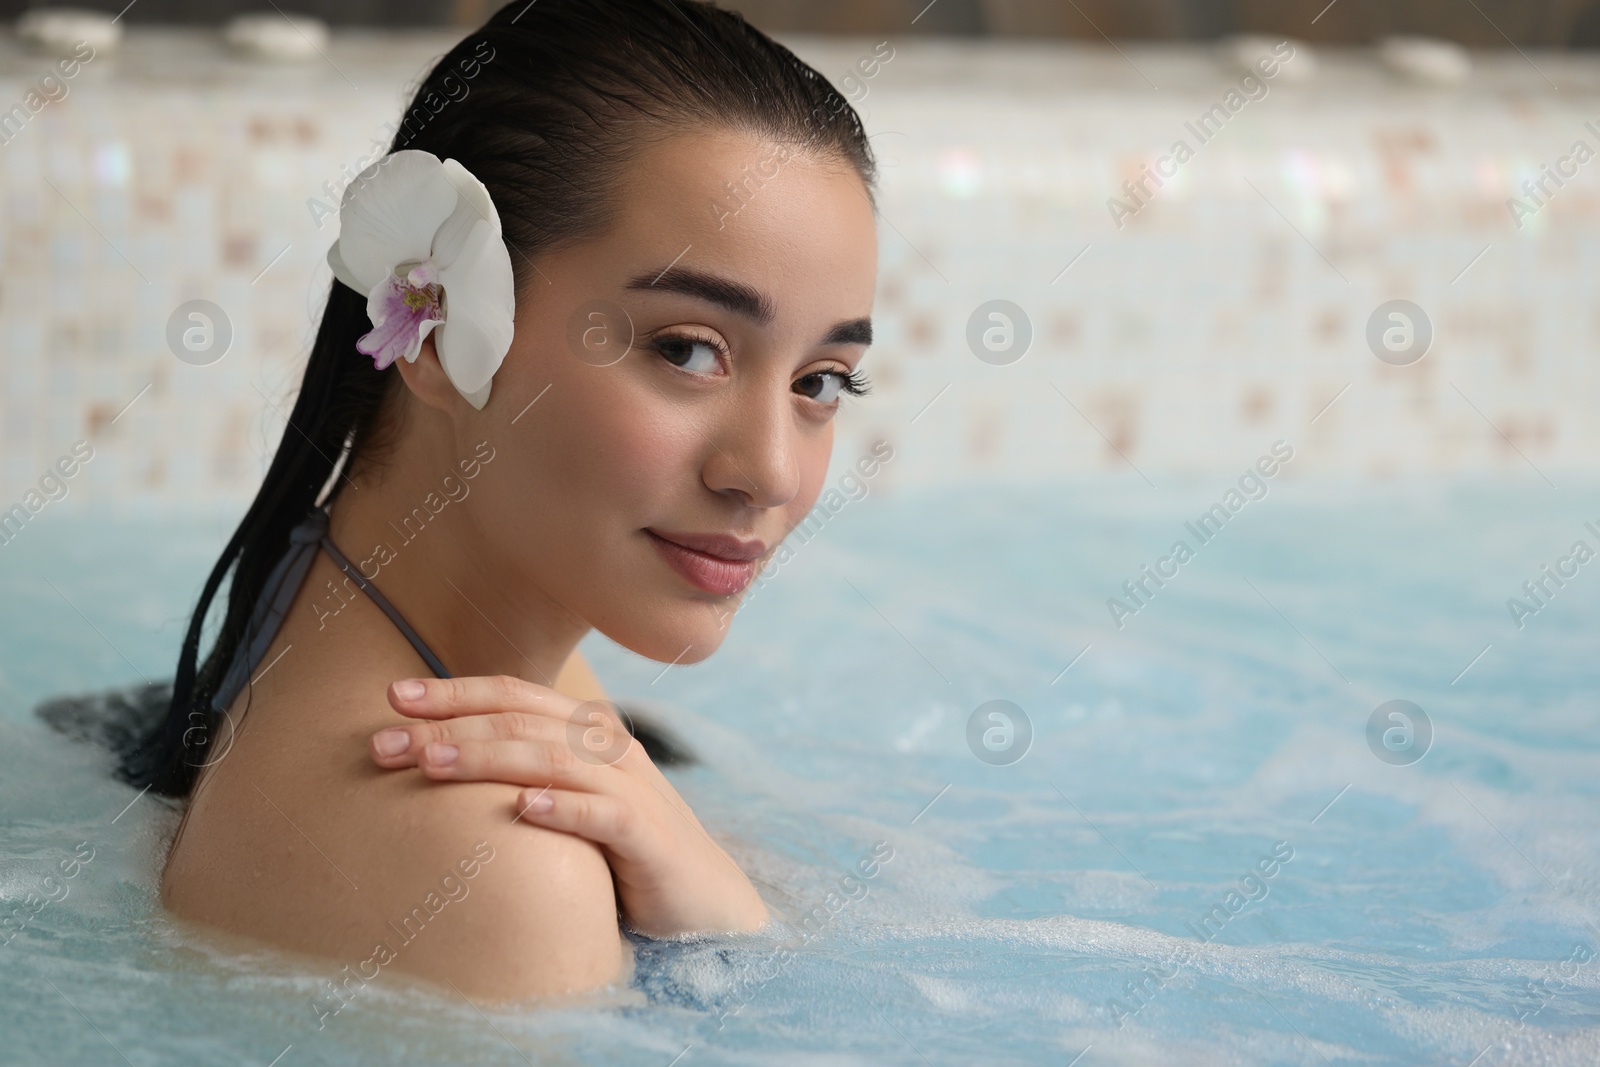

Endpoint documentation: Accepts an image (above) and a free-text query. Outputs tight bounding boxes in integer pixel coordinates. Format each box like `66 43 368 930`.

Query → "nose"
701 381 801 510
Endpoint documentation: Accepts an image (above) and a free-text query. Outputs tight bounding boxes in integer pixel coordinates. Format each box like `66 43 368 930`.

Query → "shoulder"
169 755 627 1001
337 779 628 1000
164 639 624 1000
554 648 610 703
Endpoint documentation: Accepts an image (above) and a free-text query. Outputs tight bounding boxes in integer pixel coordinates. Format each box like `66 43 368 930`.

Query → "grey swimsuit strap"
209 508 452 715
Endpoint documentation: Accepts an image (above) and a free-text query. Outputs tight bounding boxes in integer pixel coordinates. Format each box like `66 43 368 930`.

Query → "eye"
794 368 872 405
651 332 723 375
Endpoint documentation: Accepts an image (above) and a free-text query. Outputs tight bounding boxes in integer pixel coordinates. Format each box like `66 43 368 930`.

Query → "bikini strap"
208 508 452 716
208 509 330 715
318 529 452 680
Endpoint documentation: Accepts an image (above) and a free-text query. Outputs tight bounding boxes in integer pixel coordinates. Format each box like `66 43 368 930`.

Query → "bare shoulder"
554 647 610 703
162 618 624 1001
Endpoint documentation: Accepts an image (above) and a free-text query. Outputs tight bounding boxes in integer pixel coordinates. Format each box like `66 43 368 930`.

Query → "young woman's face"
464 128 879 664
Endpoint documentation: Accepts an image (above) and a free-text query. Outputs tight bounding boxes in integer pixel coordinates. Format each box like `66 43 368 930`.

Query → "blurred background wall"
6 0 1600 45
0 3 1597 511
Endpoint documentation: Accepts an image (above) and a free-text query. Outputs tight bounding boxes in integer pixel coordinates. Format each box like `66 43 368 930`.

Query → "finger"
513 787 644 854
386 674 575 722
415 737 607 793
369 710 565 768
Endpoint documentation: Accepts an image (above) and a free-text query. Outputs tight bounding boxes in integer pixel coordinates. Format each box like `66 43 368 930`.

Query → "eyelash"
806 367 873 398
649 331 873 401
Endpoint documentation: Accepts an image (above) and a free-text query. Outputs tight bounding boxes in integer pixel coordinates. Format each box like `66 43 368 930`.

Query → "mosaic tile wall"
1 30 1597 513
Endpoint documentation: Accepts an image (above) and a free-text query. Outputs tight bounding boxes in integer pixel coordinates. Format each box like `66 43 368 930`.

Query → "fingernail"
425 743 458 767
521 791 552 814
393 679 426 701
372 729 409 757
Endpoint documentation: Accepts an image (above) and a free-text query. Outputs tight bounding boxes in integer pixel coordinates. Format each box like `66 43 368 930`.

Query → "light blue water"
2 477 1599 1066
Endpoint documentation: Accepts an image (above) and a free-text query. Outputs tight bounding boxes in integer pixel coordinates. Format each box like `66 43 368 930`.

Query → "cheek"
557 369 702 502
479 354 709 576
783 425 834 531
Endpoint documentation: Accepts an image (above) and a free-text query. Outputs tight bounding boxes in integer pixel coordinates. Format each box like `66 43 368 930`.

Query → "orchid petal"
432 158 502 271
416 317 445 356
327 242 363 293
457 382 492 409
330 149 516 410
435 219 516 405
356 312 443 371
331 151 458 294
355 304 422 369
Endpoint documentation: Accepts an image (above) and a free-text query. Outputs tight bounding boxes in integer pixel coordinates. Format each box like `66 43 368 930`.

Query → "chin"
599 598 735 666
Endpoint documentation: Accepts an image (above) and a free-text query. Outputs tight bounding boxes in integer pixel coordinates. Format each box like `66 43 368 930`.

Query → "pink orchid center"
355 261 448 371
401 282 443 314
401 260 443 314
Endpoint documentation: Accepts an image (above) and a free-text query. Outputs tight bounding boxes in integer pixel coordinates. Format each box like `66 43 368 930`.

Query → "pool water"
2 477 1599 1066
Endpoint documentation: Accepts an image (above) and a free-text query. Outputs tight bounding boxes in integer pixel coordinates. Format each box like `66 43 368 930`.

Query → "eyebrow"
626 265 873 348
823 317 873 346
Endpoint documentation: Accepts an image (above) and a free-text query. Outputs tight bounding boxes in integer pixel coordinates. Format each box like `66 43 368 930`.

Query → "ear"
392 333 463 415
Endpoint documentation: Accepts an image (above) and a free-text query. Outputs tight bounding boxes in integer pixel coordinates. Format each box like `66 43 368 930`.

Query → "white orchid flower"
326 150 515 410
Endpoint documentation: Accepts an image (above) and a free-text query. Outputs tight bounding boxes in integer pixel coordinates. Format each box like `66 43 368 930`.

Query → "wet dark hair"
116 0 876 797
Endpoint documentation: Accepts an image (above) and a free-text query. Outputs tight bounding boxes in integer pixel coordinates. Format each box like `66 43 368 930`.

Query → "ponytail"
122 284 398 794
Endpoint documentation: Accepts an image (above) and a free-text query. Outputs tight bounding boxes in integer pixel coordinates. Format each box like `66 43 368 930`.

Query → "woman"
123 0 879 1001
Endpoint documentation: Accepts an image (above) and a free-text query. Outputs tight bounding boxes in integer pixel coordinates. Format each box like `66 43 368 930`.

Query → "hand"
367 675 769 938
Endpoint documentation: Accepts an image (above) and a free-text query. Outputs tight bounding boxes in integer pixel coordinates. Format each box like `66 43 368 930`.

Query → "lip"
645 529 766 596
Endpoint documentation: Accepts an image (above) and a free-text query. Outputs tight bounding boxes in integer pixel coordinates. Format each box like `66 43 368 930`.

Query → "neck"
324 422 588 690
